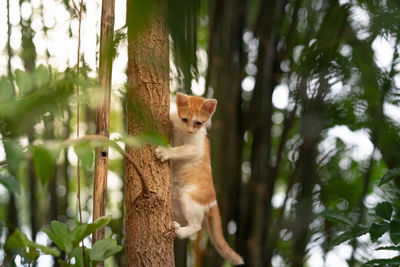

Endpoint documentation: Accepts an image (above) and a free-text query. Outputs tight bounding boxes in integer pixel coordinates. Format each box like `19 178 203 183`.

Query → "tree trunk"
125 1 174 266
92 0 115 247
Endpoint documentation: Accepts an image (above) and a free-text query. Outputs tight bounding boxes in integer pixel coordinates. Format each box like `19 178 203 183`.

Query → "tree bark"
125 1 174 266
92 0 115 247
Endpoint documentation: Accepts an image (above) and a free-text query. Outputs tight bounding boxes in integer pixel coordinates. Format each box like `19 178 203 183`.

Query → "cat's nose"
187 128 195 134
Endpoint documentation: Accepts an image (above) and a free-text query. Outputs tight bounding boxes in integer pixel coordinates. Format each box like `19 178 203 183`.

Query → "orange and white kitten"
155 93 243 265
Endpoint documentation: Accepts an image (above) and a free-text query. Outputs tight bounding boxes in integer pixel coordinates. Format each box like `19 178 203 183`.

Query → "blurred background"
1 0 400 266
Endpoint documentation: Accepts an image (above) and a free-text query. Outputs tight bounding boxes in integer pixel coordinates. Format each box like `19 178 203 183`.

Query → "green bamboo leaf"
376 246 400 251
321 210 355 226
0 173 20 195
364 256 400 266
375 202 393 221
390 220 400 245
379 168 400 186
327 225 369 250
33 146 57 185
370 222 389 242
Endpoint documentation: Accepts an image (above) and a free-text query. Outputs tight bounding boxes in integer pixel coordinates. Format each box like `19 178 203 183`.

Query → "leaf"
50 221 72 253
375 202 393 220
35 65 51 88
71 215 112 246
71 246 91 267
70 224 88 247
33 145 57 185
321 210 354 226
379 168 400 186
5 229 60 262
327 225 369 250
364 256 400 266
0 77 14 104
15 69 33 95
370 223 389 242
0 173 20 195
73 141 94 169
90 238 122 262
376 246 400 251
390 219 400 245
139 131 169 147
3 139 24 174
43 228 65 252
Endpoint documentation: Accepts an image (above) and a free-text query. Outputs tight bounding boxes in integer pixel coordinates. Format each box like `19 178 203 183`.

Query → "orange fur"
155 93 243 265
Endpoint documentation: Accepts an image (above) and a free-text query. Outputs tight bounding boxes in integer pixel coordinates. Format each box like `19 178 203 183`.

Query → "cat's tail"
205 205 244 265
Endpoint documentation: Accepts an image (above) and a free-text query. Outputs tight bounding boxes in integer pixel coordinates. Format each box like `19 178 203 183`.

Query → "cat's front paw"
155 146 170 162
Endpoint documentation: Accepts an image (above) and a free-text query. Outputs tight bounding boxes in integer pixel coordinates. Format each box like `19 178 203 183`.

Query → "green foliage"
379 168 400 186
74 141 95 169
323 169 400 265
5 216 120 266
5 229 60 264
0 173 20 195
32 145 58 185
90 238 123 263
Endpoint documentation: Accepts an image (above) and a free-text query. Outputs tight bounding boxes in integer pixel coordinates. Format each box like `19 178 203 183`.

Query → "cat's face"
176 93 217 134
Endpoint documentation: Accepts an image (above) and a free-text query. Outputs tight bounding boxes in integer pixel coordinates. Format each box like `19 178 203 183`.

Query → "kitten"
155 93 244 265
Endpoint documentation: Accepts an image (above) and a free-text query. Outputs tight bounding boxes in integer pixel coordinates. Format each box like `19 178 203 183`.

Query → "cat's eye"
195 121 203 126
182 118 188 123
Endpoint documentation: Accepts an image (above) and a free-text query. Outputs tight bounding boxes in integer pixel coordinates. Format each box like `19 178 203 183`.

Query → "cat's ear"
202 99 217 115
176 93 188 107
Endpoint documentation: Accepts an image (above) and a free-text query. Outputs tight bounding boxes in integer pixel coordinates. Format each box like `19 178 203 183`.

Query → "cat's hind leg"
174 194 204 239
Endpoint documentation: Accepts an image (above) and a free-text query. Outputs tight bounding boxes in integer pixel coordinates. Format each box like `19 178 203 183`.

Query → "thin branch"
65 135 151 197
75 0 86 265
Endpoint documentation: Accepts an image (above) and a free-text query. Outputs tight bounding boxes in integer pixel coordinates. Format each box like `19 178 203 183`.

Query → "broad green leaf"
71 215 112 247
0 173 20 195
43 228 65 252
379 168 400 186
50 221 72 253
33 146 57 185
375 202 393 221
70 224 89 247
90 238 122 262
370 222 389 242
390 219 400 245
364 256 400 266
15 69 33 95
71 246 91 267
321 210 354 226
5 229 60 261
3 139 24 174
74 141 94 169
327 225 369 250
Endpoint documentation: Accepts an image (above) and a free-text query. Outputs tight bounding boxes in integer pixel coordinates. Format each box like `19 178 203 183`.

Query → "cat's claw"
155 146 169 162
172 221 181 230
